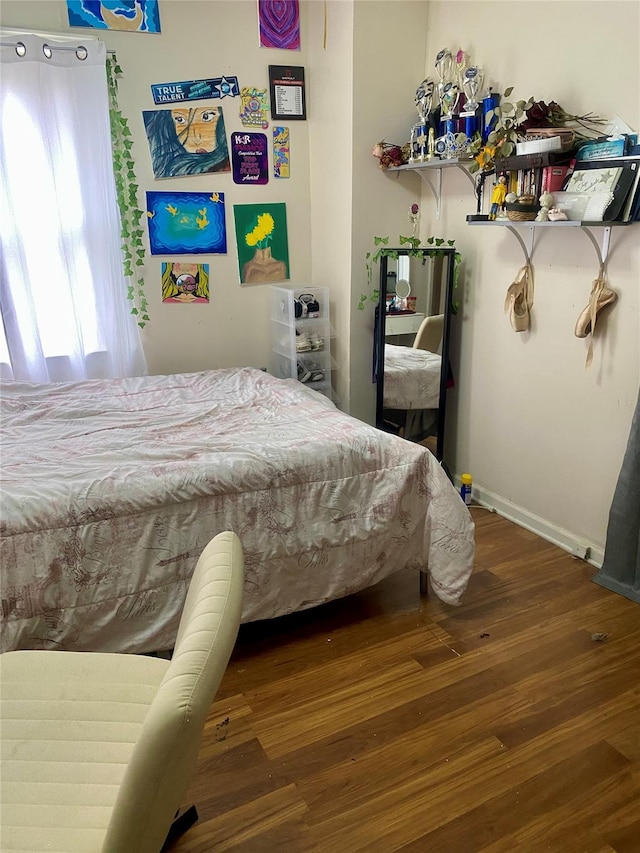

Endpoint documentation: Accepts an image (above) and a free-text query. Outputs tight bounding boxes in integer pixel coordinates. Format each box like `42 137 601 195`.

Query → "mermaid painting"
143 106 230 178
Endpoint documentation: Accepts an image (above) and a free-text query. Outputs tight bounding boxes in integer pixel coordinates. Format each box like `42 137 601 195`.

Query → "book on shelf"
541 165 569 194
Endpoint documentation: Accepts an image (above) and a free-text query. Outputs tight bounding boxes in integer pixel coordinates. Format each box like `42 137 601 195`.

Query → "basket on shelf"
505 194 540 222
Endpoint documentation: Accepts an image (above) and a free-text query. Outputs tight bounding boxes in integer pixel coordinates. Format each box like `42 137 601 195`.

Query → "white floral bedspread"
384 344 442 410
0 368 474 653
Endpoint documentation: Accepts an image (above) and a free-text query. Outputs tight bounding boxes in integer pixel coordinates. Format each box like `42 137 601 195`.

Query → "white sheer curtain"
0 34 147 383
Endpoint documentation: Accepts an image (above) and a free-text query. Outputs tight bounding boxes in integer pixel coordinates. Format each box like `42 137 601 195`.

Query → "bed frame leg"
419 570 429 596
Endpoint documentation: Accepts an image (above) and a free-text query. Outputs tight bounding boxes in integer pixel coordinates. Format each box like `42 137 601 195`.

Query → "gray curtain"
592 386 640 603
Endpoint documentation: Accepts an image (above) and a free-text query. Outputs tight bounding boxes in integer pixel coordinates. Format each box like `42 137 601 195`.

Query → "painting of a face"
171 107 219 154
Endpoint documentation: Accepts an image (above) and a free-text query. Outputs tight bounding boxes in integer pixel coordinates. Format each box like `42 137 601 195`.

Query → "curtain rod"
0 39 116 56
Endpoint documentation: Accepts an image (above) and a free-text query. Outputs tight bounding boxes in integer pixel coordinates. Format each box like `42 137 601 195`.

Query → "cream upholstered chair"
0 531 244 853
413 313 444 353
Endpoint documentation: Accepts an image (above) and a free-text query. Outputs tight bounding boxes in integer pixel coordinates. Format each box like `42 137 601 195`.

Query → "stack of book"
497 147 640 223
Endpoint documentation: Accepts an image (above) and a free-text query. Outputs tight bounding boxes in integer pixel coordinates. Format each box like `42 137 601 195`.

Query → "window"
0 34 146 383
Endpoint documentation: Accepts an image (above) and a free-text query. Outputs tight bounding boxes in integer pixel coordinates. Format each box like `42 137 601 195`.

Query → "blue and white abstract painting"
67 1 161 33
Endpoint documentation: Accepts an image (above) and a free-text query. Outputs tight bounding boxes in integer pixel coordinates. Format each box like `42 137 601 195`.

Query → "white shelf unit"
385 158 476 218
270 285 336 399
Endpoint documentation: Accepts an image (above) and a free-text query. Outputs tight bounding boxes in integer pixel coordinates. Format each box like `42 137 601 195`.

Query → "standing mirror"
374 247 456 465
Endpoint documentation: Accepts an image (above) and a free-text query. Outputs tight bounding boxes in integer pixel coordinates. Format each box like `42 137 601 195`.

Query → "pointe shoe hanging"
504 263 534 332
575 268 617 368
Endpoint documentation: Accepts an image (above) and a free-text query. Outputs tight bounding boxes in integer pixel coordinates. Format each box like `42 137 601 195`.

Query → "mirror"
373 247 456 464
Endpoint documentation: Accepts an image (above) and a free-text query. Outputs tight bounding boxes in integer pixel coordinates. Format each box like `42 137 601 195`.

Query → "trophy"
462 66 484 113
434 48 454 116
441 81 461 118
409 78 435 163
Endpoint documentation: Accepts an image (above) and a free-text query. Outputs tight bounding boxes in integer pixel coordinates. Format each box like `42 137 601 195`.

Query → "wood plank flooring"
172 507 640 852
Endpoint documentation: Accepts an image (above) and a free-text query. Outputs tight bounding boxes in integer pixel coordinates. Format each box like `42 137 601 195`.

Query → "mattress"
0 368 474 654
384 344 442 410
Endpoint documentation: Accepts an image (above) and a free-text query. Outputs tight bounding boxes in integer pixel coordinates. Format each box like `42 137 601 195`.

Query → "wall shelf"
467 219 632 270
386 159 475 219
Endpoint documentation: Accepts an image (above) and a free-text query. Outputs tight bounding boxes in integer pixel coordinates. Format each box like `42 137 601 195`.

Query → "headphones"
294 293 320 319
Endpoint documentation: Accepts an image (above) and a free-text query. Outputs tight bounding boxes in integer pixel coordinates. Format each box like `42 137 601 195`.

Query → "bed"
383 343 442 410
0 368 475 654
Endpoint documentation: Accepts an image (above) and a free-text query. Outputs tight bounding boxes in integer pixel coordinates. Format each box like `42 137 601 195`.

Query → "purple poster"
258 0 300 50
231 132 268 185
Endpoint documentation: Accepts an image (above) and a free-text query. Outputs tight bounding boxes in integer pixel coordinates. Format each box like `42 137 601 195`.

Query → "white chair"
0 531 244 853
413 313 444 353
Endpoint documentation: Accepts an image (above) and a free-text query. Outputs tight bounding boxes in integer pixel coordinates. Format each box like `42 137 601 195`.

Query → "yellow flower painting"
233 203 289 284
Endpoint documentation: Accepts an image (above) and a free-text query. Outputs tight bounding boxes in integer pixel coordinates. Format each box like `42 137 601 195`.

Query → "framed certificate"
269 65 306 121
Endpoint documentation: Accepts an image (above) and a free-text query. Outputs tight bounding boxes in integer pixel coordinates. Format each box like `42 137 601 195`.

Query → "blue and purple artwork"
146 192 227 255
258 0 300 50
67 1 161 32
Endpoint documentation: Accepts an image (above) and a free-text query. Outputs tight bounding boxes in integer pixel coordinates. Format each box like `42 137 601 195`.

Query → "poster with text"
273 126 290 178
269 65 306 121
233 203 289 284
231 132 268 185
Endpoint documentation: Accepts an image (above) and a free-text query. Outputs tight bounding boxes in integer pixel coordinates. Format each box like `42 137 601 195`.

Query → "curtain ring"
42 43 53 59
14 41 26 57
76 46 88 60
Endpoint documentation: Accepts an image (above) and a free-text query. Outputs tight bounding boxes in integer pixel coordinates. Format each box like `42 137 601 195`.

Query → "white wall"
307 0 430 418
307 0 355 410
419 1 640 560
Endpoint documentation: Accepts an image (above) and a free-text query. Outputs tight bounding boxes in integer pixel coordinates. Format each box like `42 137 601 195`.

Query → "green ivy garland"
106 54 149 328
360 235 462 313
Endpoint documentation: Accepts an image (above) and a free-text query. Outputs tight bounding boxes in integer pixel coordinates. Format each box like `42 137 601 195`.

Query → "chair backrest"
102 531 244 853
413 313 444 353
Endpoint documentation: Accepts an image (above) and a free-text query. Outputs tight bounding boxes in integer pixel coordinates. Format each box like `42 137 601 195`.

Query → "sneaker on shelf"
295 332 312 352
309 371 324 382
297 363 312 383
310 334 324 351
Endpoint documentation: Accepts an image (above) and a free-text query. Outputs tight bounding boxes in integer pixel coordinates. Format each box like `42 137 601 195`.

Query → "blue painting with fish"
146 192 227 255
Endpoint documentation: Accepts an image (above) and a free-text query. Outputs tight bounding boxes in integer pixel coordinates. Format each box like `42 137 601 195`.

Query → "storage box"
516 136 562 156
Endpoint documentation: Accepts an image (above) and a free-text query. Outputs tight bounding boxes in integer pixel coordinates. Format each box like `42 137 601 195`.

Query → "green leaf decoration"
107 54 148 329
362 233 462 311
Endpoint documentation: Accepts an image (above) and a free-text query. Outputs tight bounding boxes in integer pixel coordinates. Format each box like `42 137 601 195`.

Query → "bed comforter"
384 344 442 410
0 368 474 653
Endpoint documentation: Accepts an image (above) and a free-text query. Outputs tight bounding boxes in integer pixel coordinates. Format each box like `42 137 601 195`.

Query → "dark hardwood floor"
172 507 640 852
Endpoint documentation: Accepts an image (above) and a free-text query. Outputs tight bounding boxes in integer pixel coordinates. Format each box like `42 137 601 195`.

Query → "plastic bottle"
460 473 473 506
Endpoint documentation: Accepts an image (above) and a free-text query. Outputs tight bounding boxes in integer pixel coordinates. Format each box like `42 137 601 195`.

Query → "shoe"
575 279 617 339
310 334 324 351
297 363 311 383
295 333 312 352
309 371 324 382
504 263 534 332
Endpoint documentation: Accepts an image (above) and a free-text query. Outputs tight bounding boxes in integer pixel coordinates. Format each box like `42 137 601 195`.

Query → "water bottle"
460 473 472 505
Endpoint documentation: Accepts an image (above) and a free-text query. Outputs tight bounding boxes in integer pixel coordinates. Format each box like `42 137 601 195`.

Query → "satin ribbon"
504 262 534 328
584 263 607 368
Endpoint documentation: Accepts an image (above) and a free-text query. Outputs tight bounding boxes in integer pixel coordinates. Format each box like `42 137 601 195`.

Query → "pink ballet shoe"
575 284 617 338
504 263 534 332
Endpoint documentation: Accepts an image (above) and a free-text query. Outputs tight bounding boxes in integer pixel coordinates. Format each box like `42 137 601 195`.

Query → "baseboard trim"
470 483 604 569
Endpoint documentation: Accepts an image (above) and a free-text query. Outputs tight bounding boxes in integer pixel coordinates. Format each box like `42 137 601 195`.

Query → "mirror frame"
374 247 456 465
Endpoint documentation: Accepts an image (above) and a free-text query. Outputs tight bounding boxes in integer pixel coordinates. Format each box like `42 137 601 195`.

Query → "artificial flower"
518 100 606 137
464 86 608 173
372 140 406 169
